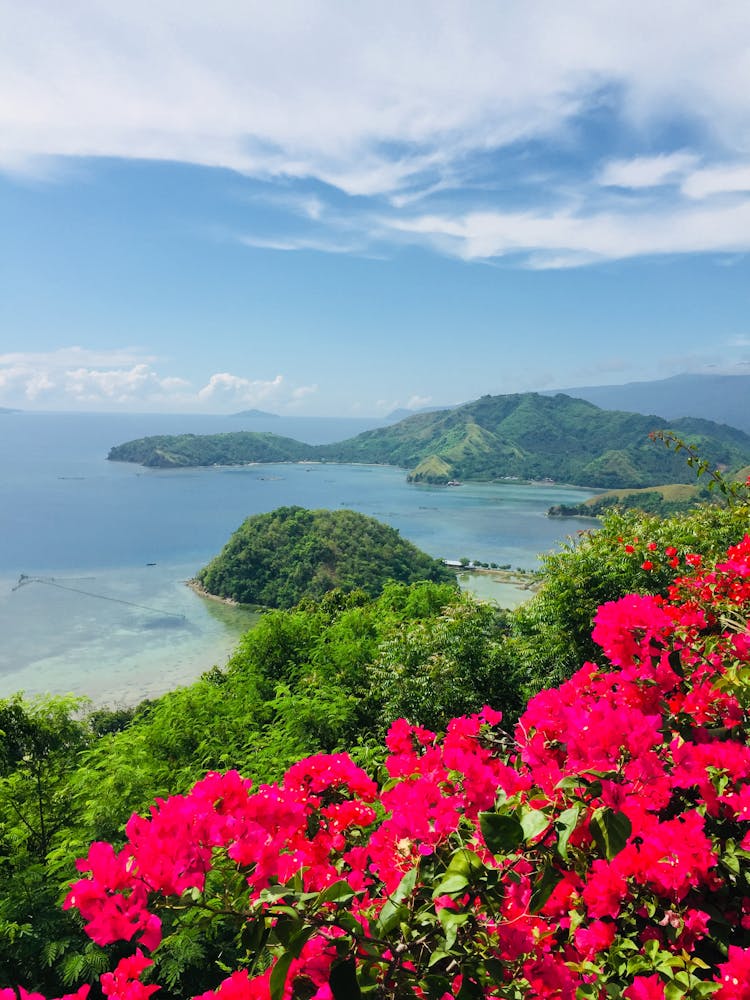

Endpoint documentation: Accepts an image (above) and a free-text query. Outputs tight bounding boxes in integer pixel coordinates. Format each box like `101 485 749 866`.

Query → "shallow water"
0 412 596 704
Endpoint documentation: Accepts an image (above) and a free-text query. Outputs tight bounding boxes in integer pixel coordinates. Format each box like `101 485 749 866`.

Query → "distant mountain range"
547 373 750 433
109 391 750 490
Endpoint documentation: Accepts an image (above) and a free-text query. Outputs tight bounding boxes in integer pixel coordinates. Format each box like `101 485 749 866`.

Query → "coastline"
186 578 249 608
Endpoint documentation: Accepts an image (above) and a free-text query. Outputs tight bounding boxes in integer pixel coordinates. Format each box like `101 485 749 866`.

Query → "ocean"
0 411 596 704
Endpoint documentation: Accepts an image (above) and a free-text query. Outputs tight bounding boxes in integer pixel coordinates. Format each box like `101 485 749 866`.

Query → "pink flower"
715 946 750 1000
623 975 666 1000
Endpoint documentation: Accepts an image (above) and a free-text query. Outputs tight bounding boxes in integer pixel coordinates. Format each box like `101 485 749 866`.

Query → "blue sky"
2 1 750 415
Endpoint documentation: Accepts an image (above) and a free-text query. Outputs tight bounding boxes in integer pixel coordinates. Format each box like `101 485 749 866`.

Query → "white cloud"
197 372 283 402
64 364 186 402
2 1 750 201
291 384 318 400
197 372 318 408
597 153 698 189
406 394 432 409
0 348 317 411
389 195 750 266
239 234 359 254
682 163 750 199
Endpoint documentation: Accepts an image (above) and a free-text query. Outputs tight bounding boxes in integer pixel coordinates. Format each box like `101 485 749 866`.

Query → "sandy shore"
186 578 245 607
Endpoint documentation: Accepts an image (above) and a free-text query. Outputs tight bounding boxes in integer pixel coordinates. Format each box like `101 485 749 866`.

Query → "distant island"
108 391 750 490
109 430 316 467
230 408 280 418
194 505 456 608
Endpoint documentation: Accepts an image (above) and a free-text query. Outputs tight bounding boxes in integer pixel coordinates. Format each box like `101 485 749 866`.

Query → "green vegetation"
323 393 750 486
108 431 314 467
548 481 707 517
406 453 453 483
108 392 750 488
195 506 455 607
4 444 750 994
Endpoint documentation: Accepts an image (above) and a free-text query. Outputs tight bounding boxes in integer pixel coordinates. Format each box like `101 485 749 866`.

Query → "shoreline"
111 454 603 492
186 578 250 608
187 566 540 612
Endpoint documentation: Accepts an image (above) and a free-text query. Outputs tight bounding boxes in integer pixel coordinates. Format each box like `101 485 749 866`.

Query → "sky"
2 1 750 416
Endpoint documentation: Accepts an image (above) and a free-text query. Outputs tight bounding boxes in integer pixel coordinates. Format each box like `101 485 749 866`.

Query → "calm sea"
0 411 596 705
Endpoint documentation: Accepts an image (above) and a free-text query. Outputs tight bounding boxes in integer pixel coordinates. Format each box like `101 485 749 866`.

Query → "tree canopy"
195 506 456 607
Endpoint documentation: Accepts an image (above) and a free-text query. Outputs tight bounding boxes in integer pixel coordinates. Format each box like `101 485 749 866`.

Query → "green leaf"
529 863 562 913
375 866 418 935
428 950 451 968
555 805 581 861
457 974 483 1000
521 808 548 842
589 806 632 860
438 909 470 951
270 952 295 1000
337 911 364 936
445 847 484 880
329 956 361 1000
375 902 409 936
423 974 452 1000
432 874 469 898
317 880 356 906
479 812 524 854
272 915 301 947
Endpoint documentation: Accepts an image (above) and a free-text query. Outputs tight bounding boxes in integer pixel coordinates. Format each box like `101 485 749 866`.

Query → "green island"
193 506 455 607
108 391 750 490
3 486 750 994
108 430 316 467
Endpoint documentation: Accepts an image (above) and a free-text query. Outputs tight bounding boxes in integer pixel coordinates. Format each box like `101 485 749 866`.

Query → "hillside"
321 392 750 487
548 482 707 518
108 392 750 488
195 505 456 607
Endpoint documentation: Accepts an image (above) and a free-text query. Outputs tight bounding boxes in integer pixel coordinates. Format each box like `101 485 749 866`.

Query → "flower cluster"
8 536 750 999
618 534 702 573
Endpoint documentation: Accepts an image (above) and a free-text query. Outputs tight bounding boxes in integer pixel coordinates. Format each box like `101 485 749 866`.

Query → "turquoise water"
0 412 596 704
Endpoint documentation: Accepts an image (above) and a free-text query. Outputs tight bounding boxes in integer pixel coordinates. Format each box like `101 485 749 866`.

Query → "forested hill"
107 392 750 488
196 506 455 607
108 430 315 467
321 392 750 487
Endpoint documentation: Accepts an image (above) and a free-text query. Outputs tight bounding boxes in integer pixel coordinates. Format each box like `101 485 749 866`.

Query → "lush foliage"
10 531 750 1000
196 507 456 607
107 393 750 489
0 696 127 990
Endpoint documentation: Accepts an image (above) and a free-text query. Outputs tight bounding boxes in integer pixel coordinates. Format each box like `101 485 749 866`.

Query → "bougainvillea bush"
8 536 750 1000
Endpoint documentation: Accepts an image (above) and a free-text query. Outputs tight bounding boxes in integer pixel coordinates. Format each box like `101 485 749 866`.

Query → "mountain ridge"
108 391 750 490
